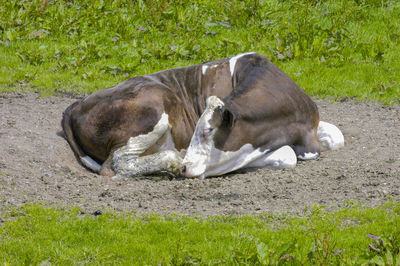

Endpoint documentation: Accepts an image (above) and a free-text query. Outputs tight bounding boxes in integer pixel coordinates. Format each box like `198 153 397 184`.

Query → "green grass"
1 0 399 103
1 1 400 263
1 203 399 264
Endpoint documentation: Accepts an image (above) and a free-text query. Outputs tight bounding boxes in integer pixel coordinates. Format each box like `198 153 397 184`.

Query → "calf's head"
181 96 241 179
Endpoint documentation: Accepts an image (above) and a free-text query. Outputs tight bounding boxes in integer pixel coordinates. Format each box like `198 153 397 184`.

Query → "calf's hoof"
99 166 115 177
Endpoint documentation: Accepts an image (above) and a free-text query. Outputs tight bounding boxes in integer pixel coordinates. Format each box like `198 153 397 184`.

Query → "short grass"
1 202 399 264
1 0 399 103
1 1 400 264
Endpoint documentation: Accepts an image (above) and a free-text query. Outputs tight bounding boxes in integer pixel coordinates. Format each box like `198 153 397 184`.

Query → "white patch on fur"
203 144 296 177
184 143 297 178
202 65 209 75
158 129 177 152
80 156 101 173
112 112 182 178
201 143 265 177
297 152 319 160
229 52 255 76
112 149 182 179
202 64 219 75
183 95 297 178
318 121 344 151
115 112 171 157
182 96 224 177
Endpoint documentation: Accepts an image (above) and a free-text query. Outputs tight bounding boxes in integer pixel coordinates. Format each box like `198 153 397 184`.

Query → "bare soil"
1 92 399 216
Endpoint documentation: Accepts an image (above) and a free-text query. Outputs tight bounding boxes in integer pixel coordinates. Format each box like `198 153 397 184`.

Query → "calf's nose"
179 165 187 177
180 164 198 178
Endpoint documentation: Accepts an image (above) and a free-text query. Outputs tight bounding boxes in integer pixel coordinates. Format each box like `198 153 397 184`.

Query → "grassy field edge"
1 0 399 104
0 202 399 264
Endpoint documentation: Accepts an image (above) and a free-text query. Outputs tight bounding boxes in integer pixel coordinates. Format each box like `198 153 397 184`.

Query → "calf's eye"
202 128 213 137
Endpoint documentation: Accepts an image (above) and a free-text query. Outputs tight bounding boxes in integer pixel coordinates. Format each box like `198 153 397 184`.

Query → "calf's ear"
210 106 235 129
222 107 235 129
210 106 223 128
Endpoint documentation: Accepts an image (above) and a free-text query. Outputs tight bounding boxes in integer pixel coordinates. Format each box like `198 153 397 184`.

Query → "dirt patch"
1 92 399 216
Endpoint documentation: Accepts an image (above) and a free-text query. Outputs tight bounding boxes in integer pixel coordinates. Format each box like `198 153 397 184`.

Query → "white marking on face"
80 155 101 173
183 95 297 178
297 152 319 160
182 96 224 177
229 52 255 76
317 121 344 151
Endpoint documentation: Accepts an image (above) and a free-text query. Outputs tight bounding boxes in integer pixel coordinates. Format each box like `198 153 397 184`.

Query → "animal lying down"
62 52 344 179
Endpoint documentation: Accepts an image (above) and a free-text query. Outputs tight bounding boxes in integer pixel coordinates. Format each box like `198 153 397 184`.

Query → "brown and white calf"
62 53 344 179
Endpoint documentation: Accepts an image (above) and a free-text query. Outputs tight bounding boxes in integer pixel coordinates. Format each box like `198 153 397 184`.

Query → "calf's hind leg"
111 113 183 179
295 121 345 161
294 130 320 161
317 121 344 151
112 150 182 179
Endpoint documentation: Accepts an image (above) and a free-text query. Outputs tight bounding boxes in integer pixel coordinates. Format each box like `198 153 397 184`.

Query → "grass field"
1 203 400 264
1 0 400 103
1 0 400 264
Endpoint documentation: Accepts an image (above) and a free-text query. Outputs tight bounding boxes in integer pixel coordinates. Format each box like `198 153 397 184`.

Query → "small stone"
42 173 52 178
92 210 102 216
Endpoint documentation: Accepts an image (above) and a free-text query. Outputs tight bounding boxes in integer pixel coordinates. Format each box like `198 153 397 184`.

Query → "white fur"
229 52 255 76
183 97 345 178
112 112 183 178
248 145 297 169
182 96 224 177
201 144 296 178
115 112 171 157
318 121 344 151
80 156 101 173
183 95 297 178
201 143 266 178
201 65 209 75
184 142 297 178
297 152 319 160
158 129 177 152
80 113 172 174
202 64 219 75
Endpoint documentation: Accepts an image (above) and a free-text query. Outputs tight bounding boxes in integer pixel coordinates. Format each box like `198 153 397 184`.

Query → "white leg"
318 121 344 151
111 112 183 179
247 145 297 170
112 150 182 179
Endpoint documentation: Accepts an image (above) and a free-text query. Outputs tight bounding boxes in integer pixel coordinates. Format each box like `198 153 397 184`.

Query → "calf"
62 52 344 179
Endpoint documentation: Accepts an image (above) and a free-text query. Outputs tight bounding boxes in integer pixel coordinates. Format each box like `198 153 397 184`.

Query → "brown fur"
62 59 233 174
62 53 320 175
212 54 320 157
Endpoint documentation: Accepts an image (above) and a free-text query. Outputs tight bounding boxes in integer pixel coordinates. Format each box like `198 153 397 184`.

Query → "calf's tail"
61 101 101 173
